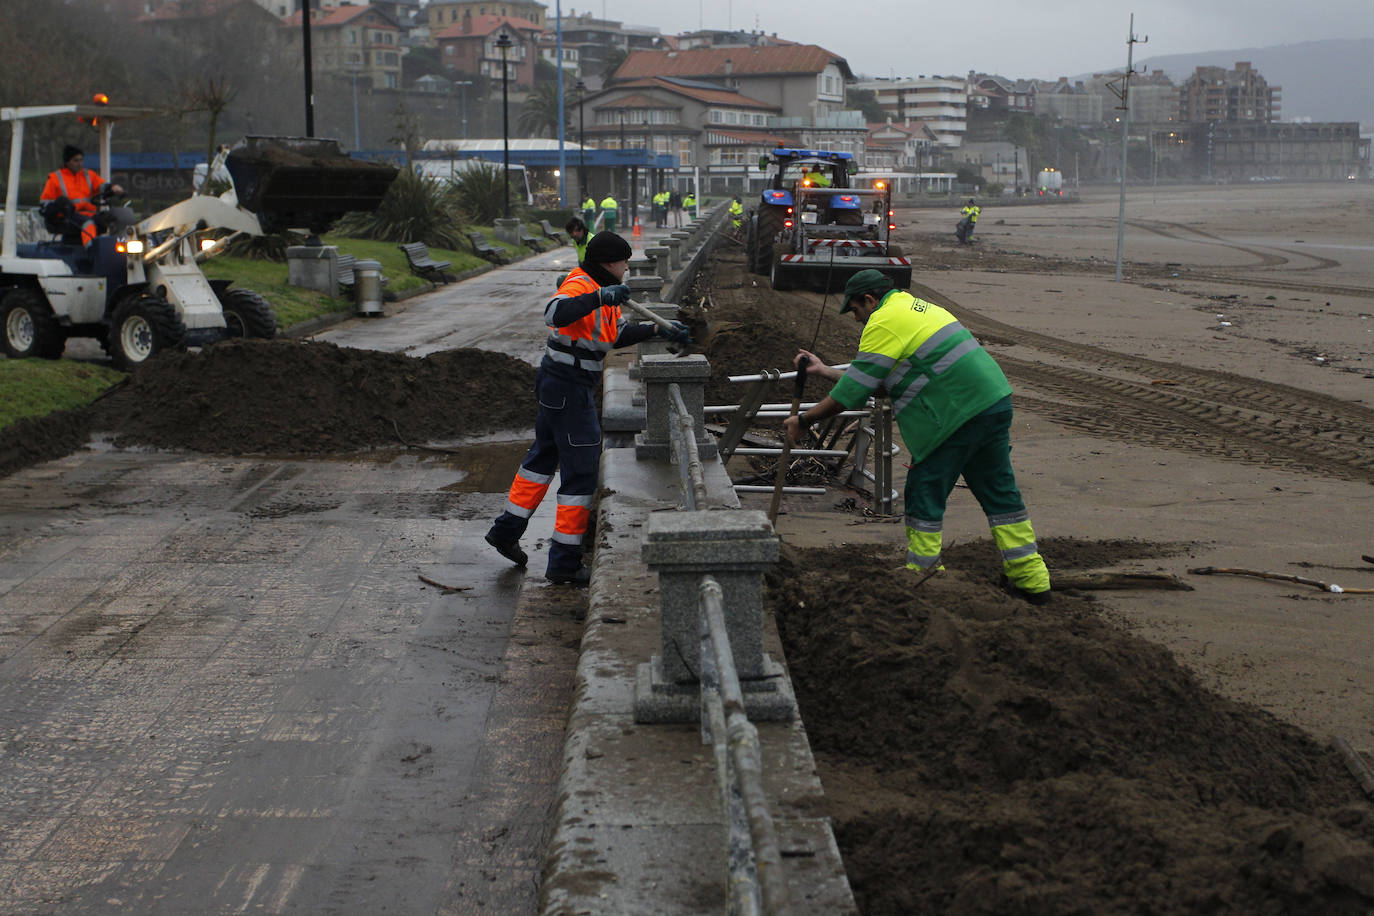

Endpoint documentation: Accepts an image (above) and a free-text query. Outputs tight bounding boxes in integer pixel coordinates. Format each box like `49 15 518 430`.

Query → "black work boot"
1001 574 1051 605
485 533 528 568
545 566 591 587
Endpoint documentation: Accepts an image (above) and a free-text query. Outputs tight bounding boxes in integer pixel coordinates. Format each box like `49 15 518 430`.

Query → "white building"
852 76 968 148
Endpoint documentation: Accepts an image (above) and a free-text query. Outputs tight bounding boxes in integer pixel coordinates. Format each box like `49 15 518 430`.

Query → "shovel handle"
622 297 675 333
769 357 810 527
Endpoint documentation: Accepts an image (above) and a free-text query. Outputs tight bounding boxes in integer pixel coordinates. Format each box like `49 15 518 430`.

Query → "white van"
414 157 533 205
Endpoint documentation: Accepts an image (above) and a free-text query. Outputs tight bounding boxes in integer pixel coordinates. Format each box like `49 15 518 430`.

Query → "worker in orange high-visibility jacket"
39 145 125 246
486 231 691 585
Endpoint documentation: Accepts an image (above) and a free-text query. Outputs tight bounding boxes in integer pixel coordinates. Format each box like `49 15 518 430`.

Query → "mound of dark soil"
99 339 536 455
0 340 538 475
0 408 95 479
768 539 1374 915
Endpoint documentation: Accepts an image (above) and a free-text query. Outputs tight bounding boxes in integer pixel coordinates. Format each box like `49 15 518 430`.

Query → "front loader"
0 103 396 369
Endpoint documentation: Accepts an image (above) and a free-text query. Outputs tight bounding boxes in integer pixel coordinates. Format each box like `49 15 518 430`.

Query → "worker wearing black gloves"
486 231 678 585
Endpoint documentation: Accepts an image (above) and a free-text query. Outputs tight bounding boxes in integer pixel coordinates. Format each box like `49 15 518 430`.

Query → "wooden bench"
398 242 455 283
518 227 546 252
539 219 568 244
466 232 509 265
335 253 357 291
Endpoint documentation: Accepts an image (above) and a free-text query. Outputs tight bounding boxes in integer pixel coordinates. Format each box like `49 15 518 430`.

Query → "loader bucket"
225 136 398 236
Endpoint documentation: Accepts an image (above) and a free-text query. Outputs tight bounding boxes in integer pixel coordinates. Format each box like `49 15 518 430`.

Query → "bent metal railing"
714 367 898 515
664 383 790 916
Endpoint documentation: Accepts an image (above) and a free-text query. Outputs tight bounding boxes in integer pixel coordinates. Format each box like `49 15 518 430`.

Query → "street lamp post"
453 80 473 139
349 63 362 149
497 30 512 220
575 79 587 203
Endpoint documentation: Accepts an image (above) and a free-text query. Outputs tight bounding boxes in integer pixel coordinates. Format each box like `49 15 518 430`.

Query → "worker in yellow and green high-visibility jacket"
784 269 1051 602
600 195 619 233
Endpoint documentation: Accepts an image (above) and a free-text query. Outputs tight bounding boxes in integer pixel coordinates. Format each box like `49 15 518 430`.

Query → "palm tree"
516 82 573 138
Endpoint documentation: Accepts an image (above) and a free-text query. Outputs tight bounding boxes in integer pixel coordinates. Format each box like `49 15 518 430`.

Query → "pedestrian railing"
632 359 792 915
697 574 791 916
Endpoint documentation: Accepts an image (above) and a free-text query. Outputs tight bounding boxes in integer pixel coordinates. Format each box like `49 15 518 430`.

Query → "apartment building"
850 76 967 147
279 4 405 89
1177 61 1281 123
427 0 547 31
433 14 542 85
613 45 853 123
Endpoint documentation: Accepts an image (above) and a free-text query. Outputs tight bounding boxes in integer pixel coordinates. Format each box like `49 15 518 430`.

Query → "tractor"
743 148 910 292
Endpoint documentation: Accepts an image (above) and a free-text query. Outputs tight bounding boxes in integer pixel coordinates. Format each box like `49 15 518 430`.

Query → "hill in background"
1091 38 1373 127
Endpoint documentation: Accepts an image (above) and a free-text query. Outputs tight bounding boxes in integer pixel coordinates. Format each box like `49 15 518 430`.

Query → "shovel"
768 356 810 527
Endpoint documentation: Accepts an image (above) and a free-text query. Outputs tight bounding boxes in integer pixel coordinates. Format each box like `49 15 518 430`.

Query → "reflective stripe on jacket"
600 196 618 211
542 267 624 383
41 167 105 217
828 290 1011 464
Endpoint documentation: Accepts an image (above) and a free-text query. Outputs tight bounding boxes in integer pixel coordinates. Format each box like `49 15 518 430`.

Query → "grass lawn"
0 359 125 430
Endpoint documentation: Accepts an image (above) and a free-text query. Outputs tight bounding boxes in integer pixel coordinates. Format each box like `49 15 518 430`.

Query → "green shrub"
445 160 517 225
332 167 465 249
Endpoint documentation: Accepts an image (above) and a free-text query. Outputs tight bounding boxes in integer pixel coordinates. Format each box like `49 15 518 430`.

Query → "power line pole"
1108 13 1146 283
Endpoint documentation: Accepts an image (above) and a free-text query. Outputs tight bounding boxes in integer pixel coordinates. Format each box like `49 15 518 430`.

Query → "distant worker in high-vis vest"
728 196 743 230
485 232 690 585
600 194 619 233
784 269 1051 603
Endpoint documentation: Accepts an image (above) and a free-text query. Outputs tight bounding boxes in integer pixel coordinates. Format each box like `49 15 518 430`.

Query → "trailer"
765 182 911 292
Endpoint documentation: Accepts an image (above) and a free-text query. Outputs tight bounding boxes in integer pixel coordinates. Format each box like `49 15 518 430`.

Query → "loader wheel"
218 288 278 340
108 295 186 371
751 207 785 274
887 244 905 259
769 254 793 292
1 288 65 359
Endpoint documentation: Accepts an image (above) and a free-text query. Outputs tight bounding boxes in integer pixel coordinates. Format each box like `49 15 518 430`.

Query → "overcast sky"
592 0 1372 80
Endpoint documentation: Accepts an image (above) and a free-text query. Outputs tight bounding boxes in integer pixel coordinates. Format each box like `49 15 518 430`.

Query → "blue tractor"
744 148 910 292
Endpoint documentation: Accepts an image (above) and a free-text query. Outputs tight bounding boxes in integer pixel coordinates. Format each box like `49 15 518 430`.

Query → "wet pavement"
318 248 579 361
0 245 591 911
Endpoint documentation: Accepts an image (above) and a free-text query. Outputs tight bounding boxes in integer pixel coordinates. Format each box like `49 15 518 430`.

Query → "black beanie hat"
62 145 83 164
583 231 632 264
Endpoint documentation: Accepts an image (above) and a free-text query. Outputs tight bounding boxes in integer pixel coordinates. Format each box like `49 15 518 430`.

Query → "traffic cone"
632 217 641 238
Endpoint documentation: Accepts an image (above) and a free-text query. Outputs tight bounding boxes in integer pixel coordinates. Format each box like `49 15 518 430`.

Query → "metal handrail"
699 575 790 915
658 381 789 913
666 383 708 511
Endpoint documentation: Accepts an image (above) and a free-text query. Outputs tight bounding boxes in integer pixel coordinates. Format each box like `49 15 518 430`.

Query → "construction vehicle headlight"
801 212 817 224
200 238 217 252
875 181 885 190
124 239 145 254
783 219 793 229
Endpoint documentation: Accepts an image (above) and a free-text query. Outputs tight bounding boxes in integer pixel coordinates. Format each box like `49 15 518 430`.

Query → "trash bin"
355 259 384 316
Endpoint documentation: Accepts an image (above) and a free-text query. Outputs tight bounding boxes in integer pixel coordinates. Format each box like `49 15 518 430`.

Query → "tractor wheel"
769 253 793 292
1 288 65 359
218 288 278 340
108 294 187 371
751 207 785 274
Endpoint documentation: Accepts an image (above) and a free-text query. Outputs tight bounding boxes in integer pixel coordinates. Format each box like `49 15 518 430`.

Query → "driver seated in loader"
39 145 125 246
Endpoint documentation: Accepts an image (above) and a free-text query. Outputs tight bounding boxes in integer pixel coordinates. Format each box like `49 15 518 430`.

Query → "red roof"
614 45 850 81
282 5 400 28
433 14 542 39
609 78 778 110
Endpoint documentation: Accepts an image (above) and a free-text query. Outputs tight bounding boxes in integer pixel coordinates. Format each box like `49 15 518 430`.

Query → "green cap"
839 269 893 313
